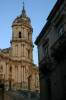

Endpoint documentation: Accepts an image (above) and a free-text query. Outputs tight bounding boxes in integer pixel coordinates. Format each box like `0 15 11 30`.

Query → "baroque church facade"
0 4 39 92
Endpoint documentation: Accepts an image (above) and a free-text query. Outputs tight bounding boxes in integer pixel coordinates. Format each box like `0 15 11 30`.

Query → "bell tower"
0 2 39 91
9 3 39 91
10 3 34 63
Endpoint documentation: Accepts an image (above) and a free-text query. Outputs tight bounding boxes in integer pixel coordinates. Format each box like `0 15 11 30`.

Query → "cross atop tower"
23 2 25 10
22 2 26 17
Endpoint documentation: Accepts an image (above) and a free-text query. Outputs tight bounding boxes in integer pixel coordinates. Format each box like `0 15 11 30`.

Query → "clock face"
0 65 3 73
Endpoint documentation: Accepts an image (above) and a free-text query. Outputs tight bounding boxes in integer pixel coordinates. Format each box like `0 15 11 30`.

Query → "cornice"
10 39 34 47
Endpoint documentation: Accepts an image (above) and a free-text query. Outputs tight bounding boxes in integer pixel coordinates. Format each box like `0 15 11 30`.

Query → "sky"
0 0 57 66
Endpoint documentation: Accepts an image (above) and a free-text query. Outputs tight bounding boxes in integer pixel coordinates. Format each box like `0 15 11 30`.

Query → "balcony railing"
51 31 66 58
39 56 52 74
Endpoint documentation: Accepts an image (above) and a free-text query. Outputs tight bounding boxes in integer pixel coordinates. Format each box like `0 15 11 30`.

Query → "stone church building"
0 4 39 92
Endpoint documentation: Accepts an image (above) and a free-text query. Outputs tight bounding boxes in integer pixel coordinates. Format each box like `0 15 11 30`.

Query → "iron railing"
51 31 66 56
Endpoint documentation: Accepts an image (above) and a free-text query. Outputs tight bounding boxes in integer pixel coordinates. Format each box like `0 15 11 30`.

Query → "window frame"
19 31 21 38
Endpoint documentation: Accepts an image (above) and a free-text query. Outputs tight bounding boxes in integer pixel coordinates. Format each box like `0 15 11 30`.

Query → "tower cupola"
11 2 34 63
22 2 26 18
12 2 33 31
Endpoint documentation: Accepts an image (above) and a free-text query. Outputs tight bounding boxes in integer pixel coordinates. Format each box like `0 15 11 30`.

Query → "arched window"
19 31 21 38
9 66 12 72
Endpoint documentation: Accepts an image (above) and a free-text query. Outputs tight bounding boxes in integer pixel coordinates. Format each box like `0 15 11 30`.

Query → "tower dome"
12 3 33 31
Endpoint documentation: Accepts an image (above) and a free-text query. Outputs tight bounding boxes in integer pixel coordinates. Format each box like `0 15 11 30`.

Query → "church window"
9 66 12 72
19 31 21 38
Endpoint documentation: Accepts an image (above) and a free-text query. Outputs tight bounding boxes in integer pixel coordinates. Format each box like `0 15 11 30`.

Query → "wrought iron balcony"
39 56 52 74
51 31 66 60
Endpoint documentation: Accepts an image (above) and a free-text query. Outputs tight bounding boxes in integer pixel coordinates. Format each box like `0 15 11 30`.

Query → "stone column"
6 63 7 80
17 66 18 83
21 66 24 89
6 63 9 91
35 73 37 87
23 44 25 57
21 66 23 82
31 49 33 62
24 66 25 82
21 44 25 57
15 66 17 83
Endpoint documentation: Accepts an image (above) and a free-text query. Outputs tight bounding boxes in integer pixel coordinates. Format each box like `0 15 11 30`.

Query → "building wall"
38 0 66 64
35 0 66 100
0 56 39 91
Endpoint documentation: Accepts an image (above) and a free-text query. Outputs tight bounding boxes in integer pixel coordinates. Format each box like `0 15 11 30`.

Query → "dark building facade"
35 0 66 100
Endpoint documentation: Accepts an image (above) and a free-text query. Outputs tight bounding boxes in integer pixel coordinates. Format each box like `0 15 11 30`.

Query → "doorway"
46 79 52 100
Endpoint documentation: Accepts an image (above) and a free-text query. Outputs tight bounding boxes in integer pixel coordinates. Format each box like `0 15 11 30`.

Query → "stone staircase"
5 90 40 100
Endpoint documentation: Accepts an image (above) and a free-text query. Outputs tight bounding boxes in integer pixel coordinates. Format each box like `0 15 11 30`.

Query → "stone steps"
4 90 40 100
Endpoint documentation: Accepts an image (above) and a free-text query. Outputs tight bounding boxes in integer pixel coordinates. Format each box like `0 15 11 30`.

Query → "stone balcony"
39 56 52 74
51 31 66 61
